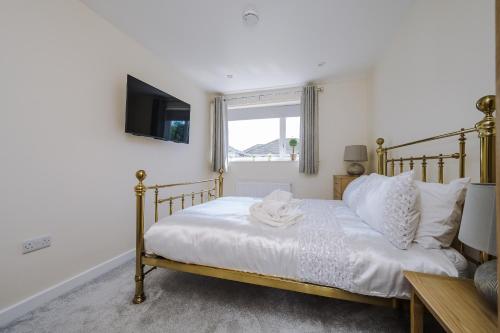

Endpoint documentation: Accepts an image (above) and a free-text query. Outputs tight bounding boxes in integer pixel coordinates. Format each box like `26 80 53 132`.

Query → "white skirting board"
0 249 135 328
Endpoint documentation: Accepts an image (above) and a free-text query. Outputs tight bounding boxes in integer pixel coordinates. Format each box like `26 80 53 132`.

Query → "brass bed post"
384 152 388 175
475 95 496 263
421 156 427 182
154 187 159 223
458 129 466 178
476 95 496 183
438 155 444 184
218 169 224 197
376 138 385 175
133 170 147 304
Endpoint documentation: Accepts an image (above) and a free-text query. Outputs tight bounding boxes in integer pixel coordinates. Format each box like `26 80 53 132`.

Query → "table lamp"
344 145 368 176
458 183 497 308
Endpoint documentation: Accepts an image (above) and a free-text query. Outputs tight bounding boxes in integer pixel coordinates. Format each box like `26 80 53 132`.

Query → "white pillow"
342 175 368 210
413 178 470 249
356 171 420 249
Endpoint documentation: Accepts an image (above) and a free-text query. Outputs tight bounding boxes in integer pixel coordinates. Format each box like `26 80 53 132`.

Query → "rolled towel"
249 202 303 227
249 190 303 227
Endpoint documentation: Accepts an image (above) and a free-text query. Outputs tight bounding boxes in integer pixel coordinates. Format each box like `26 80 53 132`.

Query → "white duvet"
144 197 467 299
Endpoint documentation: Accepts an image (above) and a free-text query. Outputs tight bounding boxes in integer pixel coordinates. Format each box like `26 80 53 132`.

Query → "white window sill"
229 158 299 163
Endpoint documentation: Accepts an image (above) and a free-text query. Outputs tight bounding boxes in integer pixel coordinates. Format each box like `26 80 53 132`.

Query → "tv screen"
125 75 190 143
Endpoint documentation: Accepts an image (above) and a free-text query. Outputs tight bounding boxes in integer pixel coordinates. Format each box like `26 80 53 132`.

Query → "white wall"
0 0 211 310
370 0 495 181
224 75 370 199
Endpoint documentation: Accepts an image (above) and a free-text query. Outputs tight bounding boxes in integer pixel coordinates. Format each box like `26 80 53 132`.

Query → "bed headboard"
374 95 496 260
376 95 495 183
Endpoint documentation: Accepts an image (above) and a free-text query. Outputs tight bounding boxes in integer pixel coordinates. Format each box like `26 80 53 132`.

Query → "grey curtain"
212 96 228 172
299 85 319 174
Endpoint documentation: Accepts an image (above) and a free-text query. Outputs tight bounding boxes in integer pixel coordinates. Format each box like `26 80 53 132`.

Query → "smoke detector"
243 7 259 26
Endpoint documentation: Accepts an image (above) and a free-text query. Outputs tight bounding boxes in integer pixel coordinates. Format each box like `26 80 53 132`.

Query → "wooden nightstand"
404 271 498 333
333 175 359 199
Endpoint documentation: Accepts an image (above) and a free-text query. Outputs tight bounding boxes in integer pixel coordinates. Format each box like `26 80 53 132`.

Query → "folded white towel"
249 190 303 227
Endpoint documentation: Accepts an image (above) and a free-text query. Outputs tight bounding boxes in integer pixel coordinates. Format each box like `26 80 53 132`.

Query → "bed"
132 95 496 308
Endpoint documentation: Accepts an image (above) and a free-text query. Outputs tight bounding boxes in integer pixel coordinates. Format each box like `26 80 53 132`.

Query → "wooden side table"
404 271 497 333
333 175 358 199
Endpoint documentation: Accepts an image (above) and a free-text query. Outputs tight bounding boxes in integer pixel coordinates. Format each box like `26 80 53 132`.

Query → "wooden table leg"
410 289 424 333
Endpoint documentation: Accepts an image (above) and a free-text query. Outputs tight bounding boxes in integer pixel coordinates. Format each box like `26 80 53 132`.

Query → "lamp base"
474 259 498 309
347 163 365 176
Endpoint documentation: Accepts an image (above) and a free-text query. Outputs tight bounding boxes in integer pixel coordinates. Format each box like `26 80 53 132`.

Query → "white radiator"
235 181 292 197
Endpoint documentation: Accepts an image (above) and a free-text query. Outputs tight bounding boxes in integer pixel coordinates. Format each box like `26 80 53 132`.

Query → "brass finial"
476 95 496 116
218 168 224 175
136 170 147 182
376 138 384 146
475 95 496 137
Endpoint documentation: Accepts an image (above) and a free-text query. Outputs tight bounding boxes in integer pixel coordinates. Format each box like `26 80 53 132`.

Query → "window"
228 104 300 161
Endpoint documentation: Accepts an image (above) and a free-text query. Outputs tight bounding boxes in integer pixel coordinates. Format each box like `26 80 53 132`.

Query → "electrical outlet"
22 235 51 254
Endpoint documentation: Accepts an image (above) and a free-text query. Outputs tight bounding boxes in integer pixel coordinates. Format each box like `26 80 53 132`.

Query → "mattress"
144 197 467 299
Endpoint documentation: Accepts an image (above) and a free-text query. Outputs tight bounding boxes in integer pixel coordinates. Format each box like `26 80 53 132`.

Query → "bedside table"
404 271 497 333
333 175 359 199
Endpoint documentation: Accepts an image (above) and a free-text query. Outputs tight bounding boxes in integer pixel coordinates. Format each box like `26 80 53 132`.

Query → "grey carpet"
2 260 432 333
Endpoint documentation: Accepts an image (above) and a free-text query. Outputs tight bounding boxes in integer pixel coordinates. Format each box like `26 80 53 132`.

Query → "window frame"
227 103 300 162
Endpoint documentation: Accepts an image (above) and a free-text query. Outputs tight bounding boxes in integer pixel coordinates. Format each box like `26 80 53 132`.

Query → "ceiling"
81 0 414 93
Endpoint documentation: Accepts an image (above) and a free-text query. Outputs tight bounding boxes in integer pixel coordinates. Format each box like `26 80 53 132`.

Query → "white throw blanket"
249 190 303 227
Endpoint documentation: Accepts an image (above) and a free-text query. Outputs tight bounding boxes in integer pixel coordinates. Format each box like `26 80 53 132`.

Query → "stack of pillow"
343 171 470 250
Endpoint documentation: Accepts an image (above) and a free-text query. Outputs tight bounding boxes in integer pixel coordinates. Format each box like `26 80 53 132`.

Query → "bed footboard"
132 169 224 304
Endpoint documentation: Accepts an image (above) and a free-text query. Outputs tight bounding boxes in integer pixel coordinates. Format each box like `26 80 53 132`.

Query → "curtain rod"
219 86 324 103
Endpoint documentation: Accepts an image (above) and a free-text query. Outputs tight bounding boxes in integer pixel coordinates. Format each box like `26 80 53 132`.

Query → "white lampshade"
458 183 497 255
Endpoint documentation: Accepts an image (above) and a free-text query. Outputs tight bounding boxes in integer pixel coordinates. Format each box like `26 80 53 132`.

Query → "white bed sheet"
144 197 467 299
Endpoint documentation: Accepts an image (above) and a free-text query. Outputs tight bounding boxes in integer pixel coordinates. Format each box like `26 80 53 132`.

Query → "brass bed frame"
132 95 496 308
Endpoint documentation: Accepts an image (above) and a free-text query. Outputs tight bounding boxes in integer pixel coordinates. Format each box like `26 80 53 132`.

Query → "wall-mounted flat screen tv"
125 75 190 144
